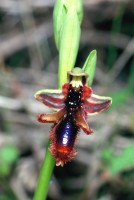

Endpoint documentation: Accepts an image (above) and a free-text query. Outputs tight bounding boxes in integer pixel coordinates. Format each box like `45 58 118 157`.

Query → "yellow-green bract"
53 0 83 49
59 7 81 87
82 50 97 86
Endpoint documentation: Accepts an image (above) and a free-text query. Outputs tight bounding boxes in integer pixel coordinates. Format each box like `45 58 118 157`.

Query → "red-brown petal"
84 94 112 115
35 89 65 109
38 108 66 123
75 108 93 134
62 83 69 95
82 86 93 99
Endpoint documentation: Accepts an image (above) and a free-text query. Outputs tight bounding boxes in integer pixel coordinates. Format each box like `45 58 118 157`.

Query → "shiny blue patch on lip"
56 116 78 147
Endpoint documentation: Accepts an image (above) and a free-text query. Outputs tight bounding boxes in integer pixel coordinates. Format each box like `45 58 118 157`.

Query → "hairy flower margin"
35 68 112 166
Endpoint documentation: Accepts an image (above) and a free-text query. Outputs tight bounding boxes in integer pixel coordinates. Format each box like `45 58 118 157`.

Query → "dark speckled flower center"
65 85 83 110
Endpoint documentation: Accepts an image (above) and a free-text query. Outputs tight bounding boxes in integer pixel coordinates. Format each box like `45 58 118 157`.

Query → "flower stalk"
33 1 83 200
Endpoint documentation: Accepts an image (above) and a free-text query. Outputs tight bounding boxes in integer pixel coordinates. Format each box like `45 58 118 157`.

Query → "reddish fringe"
49 125 77 167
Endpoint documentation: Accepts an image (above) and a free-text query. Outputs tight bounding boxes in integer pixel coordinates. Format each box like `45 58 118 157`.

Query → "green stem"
33 143 55 200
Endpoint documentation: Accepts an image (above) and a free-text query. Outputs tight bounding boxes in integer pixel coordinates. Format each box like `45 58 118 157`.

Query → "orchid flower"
35 67 112 166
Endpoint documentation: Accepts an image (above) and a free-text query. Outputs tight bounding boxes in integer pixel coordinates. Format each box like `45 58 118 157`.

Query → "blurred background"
0 0 134 200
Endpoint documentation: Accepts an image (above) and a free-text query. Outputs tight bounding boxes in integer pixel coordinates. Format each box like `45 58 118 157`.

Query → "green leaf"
0 145 19 164
82 50 97 86
0 195 11 200
0 145 19 176
53 0 83 50
53 0 66 49
101 147 113 163
110 145 134 175
65 0 83 24
58 5 81 87
76 0 83 24
0 162 10 176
